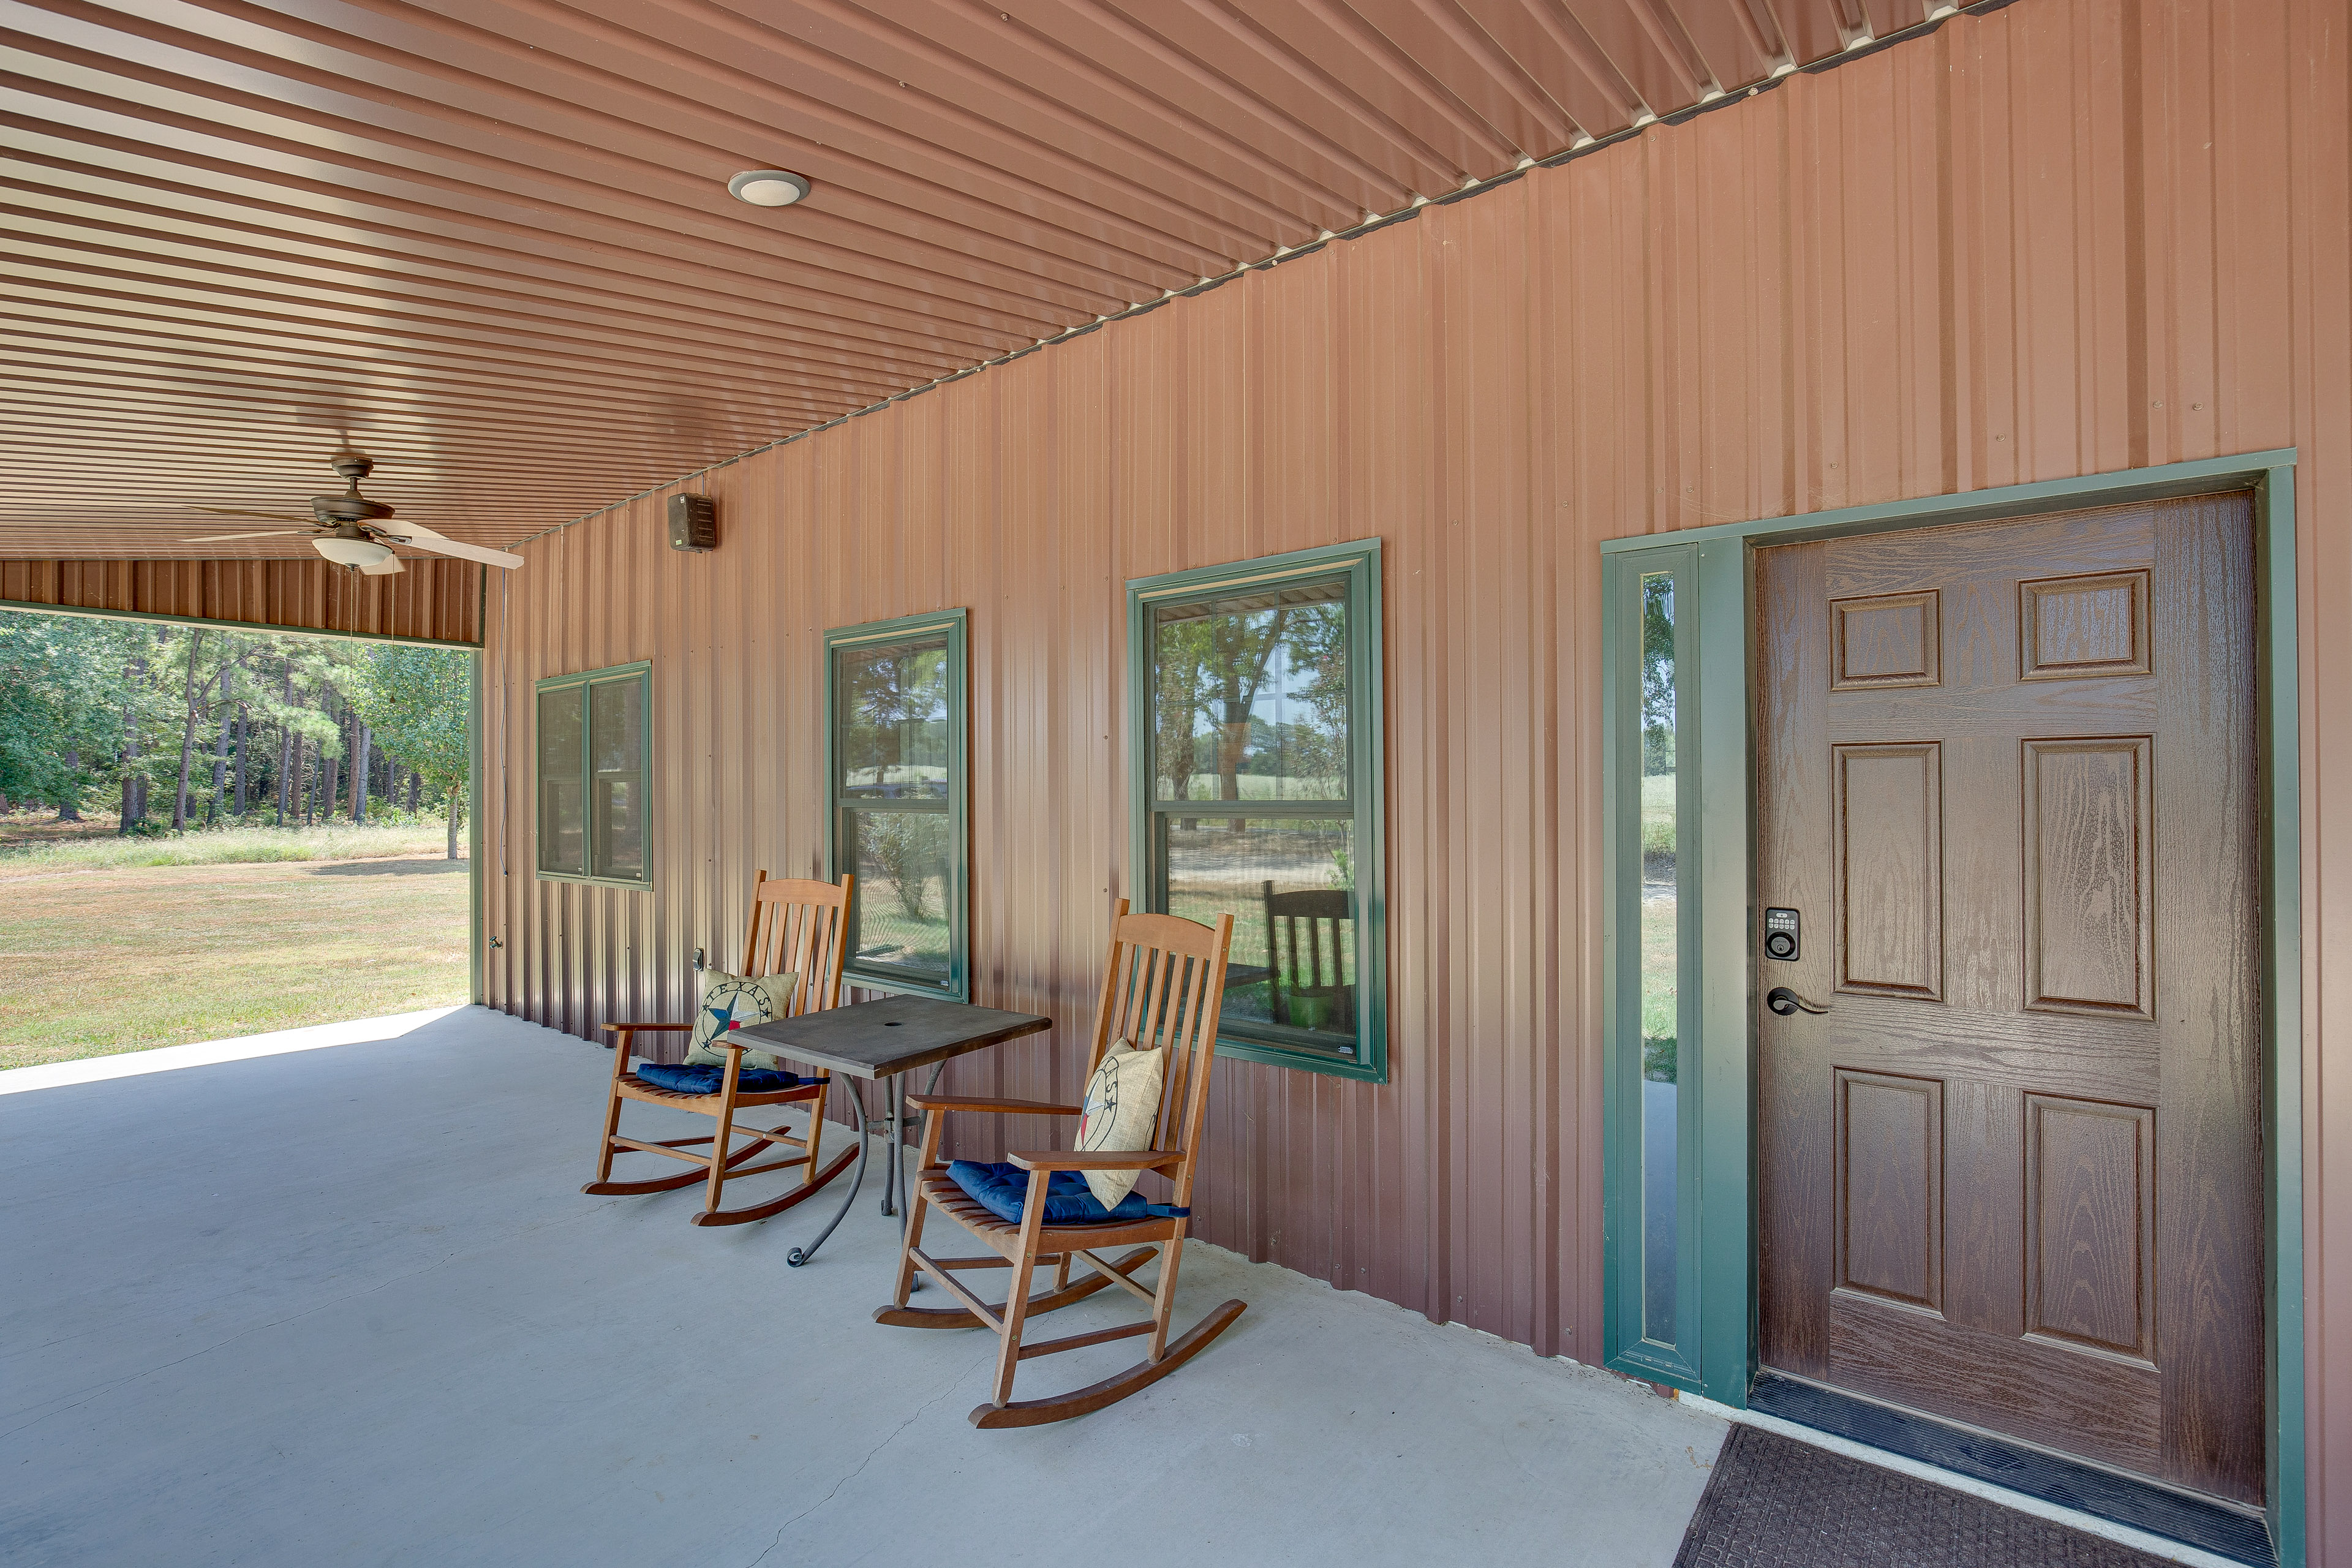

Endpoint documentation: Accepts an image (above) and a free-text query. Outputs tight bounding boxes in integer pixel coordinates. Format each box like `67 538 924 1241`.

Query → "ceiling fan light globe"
314 536 394 569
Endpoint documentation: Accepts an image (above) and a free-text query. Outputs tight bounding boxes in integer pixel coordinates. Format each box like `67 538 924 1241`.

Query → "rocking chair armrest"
602 1022 694 1034
903 1095 1084 1117
1006 1149 1183 1173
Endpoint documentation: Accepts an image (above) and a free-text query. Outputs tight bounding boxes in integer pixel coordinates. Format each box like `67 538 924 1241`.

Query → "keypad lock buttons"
1763 907 1801 961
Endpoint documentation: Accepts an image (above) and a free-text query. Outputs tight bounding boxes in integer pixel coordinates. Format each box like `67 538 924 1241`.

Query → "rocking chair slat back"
738 872 853 1016
1085 903 1234 1192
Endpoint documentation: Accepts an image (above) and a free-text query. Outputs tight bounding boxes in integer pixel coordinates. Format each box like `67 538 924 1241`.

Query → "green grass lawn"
0 839 471 1071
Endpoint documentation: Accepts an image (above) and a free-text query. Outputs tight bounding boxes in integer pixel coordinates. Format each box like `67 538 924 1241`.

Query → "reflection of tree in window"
842 645 946 796
1642 576 1676 777
1153 583 1348 832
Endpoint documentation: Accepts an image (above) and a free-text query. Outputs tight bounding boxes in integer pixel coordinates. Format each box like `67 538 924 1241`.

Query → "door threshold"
1745 1372 2273 1567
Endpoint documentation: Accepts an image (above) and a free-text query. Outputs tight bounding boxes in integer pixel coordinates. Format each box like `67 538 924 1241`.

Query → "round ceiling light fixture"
728 170 813 208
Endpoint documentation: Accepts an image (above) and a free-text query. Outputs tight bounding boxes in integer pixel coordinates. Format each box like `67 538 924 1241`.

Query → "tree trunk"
352 718 371 824
407 769 420 812
447 786 461 860
57 750 82 822
233 701 248 816
173 630 204 832
206 686 232 827
277 662 295 825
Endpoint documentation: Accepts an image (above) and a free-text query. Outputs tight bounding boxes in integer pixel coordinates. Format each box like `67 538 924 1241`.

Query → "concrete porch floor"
1 1006 1726 1567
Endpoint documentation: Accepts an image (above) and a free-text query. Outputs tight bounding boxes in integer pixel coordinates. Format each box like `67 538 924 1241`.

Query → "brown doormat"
1676 1425 2179 1567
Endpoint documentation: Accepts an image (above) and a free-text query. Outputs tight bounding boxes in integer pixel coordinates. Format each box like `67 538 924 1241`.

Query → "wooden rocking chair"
584 873 859 1226
875 902 1244 1427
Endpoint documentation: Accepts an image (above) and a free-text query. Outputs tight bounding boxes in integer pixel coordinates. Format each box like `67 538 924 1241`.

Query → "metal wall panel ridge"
0 556 481 644
476 2 2351 1552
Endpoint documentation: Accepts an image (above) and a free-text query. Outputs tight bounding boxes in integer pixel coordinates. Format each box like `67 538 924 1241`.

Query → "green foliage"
1643 1035 1678 1084
0 609 466 837
348 644 470 804
867 812 947 919
1641 574 1676 777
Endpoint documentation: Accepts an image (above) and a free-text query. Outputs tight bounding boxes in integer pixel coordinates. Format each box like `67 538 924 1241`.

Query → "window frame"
1125 539 1386 1084
823 609 970 1003
533 659 653 890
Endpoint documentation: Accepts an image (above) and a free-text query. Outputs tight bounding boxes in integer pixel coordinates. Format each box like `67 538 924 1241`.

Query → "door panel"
1754 494 2263 1506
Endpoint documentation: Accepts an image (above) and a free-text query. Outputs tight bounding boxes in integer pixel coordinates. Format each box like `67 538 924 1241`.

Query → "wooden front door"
1754 494 2264 1505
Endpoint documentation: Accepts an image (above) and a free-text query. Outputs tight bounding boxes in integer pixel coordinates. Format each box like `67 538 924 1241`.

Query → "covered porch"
1 1008 1723 1567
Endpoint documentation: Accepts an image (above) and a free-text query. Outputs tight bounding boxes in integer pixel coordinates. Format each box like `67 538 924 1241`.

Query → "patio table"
733 994 1050 1268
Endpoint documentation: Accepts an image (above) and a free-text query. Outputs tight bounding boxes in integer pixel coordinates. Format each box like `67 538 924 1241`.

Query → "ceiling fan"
183 452 525 574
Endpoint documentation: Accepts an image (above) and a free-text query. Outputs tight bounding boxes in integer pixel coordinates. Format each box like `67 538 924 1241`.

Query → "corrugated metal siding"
1 556 480 644
479 1 2350 1550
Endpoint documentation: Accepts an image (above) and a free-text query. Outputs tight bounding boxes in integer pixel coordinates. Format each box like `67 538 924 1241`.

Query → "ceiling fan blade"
198 507 315 522
358 552 405 576
183 530 309 543
390 524 526 570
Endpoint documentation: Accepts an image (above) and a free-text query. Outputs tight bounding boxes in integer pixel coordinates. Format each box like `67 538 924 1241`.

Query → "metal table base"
786 1061 942 1268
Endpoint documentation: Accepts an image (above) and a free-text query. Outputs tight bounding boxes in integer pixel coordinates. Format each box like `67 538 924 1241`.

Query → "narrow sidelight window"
535 662 650 887
1128 541 1385 1082
1603 540 1707 1389
826 611 968 1001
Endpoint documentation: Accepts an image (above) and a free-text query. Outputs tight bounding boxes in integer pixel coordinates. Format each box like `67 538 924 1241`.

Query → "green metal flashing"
533 659 654 892
822 608 971 1004
2255 464 2306 1568
1125 538 1387 1084
1596 450 2299 554
0 597 481 649
1596 452 2308 1562
468 647 484 1005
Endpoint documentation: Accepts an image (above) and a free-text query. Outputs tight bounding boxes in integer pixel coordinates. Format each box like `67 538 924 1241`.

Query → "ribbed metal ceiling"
4 0 1945 559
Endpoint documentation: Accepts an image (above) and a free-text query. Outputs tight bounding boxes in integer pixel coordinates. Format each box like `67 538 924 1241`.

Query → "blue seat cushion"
633 1062 804 1096
947 1160 1152 1226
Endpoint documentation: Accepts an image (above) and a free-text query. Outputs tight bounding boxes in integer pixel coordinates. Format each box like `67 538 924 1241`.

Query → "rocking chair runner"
584 872 858 1226
874 902 1244 1428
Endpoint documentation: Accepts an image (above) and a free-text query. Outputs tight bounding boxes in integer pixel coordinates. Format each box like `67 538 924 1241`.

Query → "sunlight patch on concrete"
0 1005 467 1096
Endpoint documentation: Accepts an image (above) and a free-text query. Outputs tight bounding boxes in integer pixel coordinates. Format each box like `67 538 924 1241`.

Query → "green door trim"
1598 449 2304 1565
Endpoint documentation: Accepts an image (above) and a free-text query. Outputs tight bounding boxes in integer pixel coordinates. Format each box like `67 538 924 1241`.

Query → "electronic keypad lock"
1763 907 1801 962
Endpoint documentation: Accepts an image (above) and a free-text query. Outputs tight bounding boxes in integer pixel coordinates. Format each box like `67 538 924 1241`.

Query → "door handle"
1766 986 1831 1017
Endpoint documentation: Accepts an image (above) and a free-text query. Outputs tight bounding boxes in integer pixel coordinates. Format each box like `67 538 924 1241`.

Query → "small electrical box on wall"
668 493 717 553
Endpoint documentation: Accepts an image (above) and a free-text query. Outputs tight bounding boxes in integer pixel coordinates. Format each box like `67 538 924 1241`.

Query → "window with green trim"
1128 541 1385 1082
826 611 968 1001
535 662 650 888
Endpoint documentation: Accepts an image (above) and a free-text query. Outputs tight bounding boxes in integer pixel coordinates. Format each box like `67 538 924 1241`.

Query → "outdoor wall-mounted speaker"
668 493 718 553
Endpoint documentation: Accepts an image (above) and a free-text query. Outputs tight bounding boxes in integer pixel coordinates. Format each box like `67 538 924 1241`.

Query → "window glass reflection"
837 639 950 799
1640 571 1679 1344
1163 817 1357 1059
845 808 951 980
1153 580 1348 805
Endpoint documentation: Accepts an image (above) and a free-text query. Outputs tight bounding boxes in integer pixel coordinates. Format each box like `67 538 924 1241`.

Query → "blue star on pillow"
682 970 799 1068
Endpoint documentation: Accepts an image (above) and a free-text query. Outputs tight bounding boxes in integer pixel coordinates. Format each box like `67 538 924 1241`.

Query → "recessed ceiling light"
728 170 812 207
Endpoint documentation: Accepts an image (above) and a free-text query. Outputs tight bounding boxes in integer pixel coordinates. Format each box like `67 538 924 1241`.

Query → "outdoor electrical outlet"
692 946 705 971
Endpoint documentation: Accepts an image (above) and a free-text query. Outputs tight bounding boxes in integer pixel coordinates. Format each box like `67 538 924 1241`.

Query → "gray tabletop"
733 994 1050 1080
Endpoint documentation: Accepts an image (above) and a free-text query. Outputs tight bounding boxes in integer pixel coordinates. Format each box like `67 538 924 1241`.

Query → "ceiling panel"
1 0 1945 560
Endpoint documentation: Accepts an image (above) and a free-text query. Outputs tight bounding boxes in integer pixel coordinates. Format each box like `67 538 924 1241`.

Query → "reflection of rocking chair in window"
1262 881 1354 1034
583 873 858 1226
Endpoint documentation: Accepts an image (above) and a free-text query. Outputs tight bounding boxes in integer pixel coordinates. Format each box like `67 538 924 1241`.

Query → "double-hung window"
1128 541 1385 1082
826 611 968 1001
535 662 650 887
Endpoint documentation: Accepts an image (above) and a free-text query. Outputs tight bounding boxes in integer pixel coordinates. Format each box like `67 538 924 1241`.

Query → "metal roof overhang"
3 0 1957 561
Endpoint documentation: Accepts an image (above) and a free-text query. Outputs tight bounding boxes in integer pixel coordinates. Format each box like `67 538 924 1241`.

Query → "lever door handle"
1766 986 1831 1017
